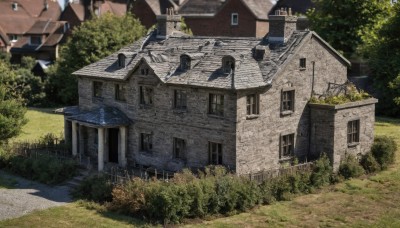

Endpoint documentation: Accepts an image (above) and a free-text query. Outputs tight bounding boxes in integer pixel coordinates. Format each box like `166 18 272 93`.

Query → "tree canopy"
366 4 400 116
0 60 27 142
48 13 146 104
307 0 392 58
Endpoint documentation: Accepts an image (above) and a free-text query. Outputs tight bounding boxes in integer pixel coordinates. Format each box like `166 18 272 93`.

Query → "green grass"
14 108 64 142
1 116 399 227
0 202 151 228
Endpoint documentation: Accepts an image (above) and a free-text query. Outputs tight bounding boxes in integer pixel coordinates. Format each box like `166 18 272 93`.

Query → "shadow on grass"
376 116 400 125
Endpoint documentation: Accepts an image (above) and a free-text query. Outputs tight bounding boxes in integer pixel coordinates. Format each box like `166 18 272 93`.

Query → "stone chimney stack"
156 7 182 39
268 8 297 43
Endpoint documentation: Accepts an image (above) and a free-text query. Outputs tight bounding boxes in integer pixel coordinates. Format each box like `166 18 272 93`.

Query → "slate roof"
67 106 131 127
74 29 350 90
178 0 274 20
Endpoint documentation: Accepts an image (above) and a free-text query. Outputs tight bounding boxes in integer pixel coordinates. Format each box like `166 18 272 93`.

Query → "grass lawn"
14 107 64 142
1 117 399 227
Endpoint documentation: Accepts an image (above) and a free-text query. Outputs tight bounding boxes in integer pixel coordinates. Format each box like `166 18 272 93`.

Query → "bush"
338 155 364 179
360 152 381 173
310 153 332 187
371 136 397 170
73 174 113 202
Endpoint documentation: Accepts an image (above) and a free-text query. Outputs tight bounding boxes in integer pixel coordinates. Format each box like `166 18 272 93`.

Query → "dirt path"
0 170 72 221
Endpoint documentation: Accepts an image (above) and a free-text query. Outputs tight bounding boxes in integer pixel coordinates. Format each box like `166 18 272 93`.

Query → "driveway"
0 170 72 221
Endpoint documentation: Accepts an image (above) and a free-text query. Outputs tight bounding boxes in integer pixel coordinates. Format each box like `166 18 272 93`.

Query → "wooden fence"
103 165 175 185
10 141 73 162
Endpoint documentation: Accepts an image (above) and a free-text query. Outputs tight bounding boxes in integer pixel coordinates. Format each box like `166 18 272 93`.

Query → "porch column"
119 126 127 167
98 128 105 171
71 121 78 156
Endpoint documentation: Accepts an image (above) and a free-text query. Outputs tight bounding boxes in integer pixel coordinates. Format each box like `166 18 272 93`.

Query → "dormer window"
117 53 126 68
222 56 235 74
180 55 191 71
12 2 18 11
30 36 42 45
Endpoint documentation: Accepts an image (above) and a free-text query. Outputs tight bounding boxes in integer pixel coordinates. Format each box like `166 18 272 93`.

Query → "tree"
48 13 146 104
0 60 27 142
307 0 392 58
366 4 400 116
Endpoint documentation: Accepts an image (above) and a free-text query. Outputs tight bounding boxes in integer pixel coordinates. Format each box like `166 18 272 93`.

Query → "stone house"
61 9 377 174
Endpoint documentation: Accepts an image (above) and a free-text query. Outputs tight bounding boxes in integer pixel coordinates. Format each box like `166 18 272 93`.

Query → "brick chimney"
268 8 297 43
156 8 182 39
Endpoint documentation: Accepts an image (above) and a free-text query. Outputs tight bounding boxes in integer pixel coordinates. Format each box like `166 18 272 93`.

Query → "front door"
108 128 119 163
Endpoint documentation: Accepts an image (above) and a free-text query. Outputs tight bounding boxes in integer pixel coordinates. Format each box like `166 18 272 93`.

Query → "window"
139 86 153 106
282 90 295 112
140 133 152 152
173 137 186 159
300 58 306 69
8 34 18 42
141 68 149 75
222 56 235 74
93 81 103 97
280 133 294 159
347 120 360 144
174 89 187 110
118 54 126 68
30 36 42 45
115 84 126 101
209 142 222 165
231 13 238 25
180 55 191 71
209 94 224 116
247 94 259 115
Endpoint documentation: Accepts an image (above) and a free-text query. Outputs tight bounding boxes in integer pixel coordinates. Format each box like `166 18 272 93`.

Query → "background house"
130 0 178 29
62 10 376 174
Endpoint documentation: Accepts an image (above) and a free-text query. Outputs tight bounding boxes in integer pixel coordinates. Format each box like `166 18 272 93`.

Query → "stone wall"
78 62 237 171
310 98 377 171
235 33 348 174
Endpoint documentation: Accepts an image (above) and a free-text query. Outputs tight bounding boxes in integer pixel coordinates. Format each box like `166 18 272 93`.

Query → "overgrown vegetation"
310 84 371 105
74 156 333 224
0 149 78 185
371 135 397 170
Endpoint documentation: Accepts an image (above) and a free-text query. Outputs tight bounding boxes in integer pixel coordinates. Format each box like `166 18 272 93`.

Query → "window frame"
281 89 295 114
180 55 191 71
30 36 42 45
231 13 239 26
209 93 224 116
115 84 126 102
173 137 186 160
118 54 126 68
299 58 306 69
222 56 235 74
174 89 187 110
93 81 103 98
208 141 223 165
246 94 259 116
280 133 295 159
140 133 153 153
347 119 360 145
139 85 153 107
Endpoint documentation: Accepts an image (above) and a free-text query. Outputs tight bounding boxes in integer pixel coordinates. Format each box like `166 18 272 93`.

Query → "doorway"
108 128 119 163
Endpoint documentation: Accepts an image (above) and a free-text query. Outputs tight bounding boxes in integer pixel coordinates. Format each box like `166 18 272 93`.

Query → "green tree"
307 0 392 58
48 13 146 104
0 60 27 142
366 4 400 116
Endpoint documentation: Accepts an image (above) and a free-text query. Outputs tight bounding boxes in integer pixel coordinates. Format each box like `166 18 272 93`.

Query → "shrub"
338 155 364 179
310 153 332 187
109 178 146 215
72 174 113 202
371 136 397 170
360 152 381 173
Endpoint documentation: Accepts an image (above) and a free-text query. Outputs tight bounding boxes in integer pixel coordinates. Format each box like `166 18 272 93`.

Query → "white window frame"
231 13 239 26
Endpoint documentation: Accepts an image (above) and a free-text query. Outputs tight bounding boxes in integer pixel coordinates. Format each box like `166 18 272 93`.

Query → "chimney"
268 8 297 43
156 7 182 39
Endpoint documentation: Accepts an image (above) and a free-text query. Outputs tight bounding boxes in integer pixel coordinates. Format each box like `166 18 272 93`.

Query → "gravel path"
0 170 72 221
